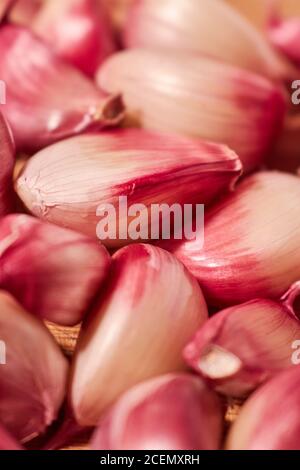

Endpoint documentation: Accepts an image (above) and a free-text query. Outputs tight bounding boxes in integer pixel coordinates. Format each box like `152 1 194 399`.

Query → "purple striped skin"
166 172 300 307
16 129 242 247
98 49 286 173
33 0 116 77
226 367 300 450
268 12 300 66
70 245 208 426
0 291 68 443
0 24 124 152
91 373 222 450
0 214 111 326
184 289 300 397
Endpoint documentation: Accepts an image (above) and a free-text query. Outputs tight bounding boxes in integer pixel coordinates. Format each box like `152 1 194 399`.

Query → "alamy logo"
292 80 300 105
0 340 6 365
96 197 205 245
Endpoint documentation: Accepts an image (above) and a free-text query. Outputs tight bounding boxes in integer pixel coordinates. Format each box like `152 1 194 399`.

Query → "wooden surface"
46 322 81 357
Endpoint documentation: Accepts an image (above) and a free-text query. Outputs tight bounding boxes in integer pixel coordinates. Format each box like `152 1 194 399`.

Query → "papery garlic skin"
16 129 242 247
184 297 300 397
0 291 68 443
0 24 124 152
33 0 116 77
71 244 208 425
168 171 300 306
0 214 110 326
124 0 294 81
0 112 15 216
0 424 22 450
92 373 222 450
98 49 285 173
226 367 300 450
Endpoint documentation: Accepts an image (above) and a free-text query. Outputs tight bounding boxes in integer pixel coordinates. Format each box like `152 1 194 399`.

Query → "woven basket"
46 323 241 450
46 322 80 358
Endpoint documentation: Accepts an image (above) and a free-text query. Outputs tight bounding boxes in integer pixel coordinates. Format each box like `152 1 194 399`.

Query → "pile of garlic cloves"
0 0 300 451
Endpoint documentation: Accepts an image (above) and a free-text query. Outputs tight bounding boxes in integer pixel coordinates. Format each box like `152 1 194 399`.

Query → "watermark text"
96 197 204 245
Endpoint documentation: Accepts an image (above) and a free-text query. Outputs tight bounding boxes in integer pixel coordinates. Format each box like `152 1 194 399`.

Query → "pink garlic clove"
0 423 22 450
33 0 116 77
91 373 223 450
16 129 242 247
98 49 286 173
124 0 295 81
168 171 300 306
0 24 124 153
0 214 110 326
0 111 15 216
0 291 68 443
70 244 208 426
268 5 300 66
226 367 300 450
184 290 300 397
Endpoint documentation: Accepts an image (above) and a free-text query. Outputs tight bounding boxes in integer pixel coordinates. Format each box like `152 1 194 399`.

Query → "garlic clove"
16 129 242 247
268 6 300 66
169 171 300 306
70 244 208 426
124 0 295 81
91 373 222 450
0 24 124 153
98 49 285 173
33 0 116 78
226 367 300 450
0 111 15 216
0 214 110 326
0 423 22 450
0 291 68 443
184 294 300 397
